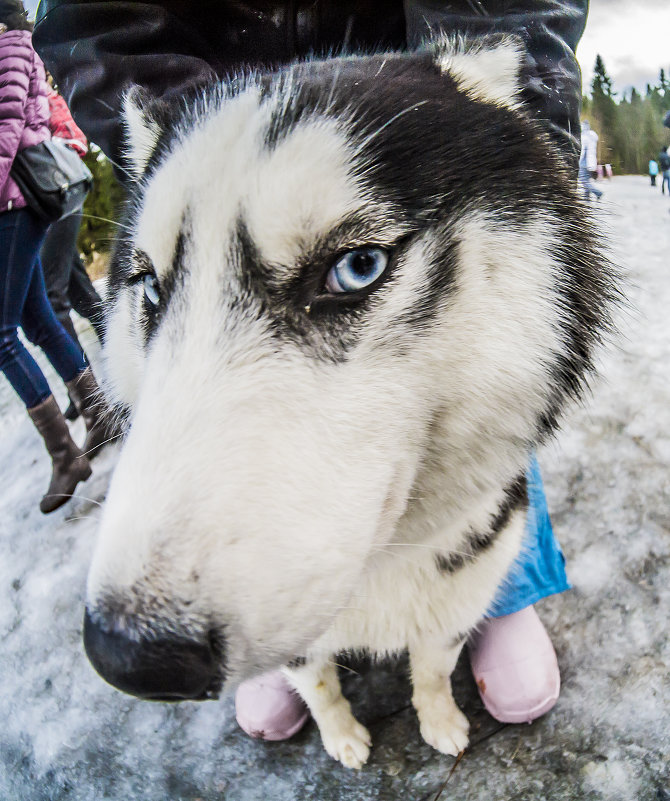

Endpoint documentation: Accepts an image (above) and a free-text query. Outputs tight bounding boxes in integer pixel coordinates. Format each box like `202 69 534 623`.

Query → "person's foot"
235 671 310 741
468 606 560 724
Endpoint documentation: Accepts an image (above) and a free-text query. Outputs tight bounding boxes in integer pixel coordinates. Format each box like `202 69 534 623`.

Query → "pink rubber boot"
468 606 560 724
235 670 310 741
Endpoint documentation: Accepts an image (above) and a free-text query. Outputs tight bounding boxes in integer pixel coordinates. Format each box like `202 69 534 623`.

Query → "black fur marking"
435 474 528 575
286 656 307 669
534 214 620 439
232 218 357 362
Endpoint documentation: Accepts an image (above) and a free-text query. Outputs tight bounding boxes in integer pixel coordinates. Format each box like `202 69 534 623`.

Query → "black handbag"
10 138 93 222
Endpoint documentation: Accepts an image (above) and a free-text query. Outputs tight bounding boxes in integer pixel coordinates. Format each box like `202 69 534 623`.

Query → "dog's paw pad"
322 717 372 769
418 702 469 757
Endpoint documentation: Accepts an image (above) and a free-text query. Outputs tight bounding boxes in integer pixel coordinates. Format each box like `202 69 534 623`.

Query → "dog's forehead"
134 90 366 275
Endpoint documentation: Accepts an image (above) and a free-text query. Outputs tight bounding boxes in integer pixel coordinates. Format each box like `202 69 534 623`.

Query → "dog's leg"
282 660 372 769
409 637 470 756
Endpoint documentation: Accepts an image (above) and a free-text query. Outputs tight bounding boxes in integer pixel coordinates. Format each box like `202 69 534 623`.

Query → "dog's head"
84 36 612 700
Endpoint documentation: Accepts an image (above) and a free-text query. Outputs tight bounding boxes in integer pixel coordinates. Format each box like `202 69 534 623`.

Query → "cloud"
579 4 670 94
595 0 669 8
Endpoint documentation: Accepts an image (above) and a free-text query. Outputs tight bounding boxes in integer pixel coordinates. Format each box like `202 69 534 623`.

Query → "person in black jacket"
658 146 670 194
33 0 587 741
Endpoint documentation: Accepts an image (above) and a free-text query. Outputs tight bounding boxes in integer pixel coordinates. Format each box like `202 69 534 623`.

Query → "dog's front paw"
416 694 470 756
319 702 372 769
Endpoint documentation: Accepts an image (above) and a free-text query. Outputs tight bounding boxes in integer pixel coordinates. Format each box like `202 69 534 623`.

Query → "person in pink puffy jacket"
0 0 107 513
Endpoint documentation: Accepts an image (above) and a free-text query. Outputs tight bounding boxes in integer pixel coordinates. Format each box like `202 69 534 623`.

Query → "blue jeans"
488 455 570 617
578 163 603 200
662 171 670 194
0 208 87 408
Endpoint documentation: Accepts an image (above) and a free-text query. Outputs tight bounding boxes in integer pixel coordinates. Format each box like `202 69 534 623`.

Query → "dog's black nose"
83 609 223 701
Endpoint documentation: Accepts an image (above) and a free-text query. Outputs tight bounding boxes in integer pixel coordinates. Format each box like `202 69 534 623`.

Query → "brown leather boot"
27 395 92 514
66 367 119 459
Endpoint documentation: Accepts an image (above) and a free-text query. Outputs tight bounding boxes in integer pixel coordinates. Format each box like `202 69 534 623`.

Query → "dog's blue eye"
325 248 389 294
143 274 160 307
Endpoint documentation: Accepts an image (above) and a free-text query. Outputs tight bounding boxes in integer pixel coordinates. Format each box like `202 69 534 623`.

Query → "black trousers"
40 210 105 352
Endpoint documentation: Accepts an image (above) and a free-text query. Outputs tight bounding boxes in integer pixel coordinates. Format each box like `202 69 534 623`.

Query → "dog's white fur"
435 35 524 109
88 38 605 769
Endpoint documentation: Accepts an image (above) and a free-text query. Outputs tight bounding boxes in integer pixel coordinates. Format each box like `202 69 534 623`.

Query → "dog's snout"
83 609 223 701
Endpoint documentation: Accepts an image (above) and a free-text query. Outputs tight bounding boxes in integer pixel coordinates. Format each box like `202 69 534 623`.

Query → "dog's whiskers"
101 153 139 185
68 494 105 508
81 432 124 459
327 660 360 675
371 543 476 561
80 213 134 234
354 100 431 153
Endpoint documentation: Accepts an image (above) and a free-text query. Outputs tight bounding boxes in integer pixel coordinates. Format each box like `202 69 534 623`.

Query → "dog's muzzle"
83 609 223 701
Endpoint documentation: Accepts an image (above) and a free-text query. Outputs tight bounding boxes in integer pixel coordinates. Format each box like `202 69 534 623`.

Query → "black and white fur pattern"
85 36 616 768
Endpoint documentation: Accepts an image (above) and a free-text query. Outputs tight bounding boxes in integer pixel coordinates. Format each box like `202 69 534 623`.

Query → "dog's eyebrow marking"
234 217 275 289
171 228 187 276
131 249 155 277
131 209 188 280
434 474 528 575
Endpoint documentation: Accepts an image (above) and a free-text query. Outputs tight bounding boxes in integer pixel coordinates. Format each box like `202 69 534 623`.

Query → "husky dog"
83 36 615 769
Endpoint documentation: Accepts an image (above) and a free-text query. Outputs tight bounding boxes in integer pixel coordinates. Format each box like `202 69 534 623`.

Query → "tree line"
582 54 670 175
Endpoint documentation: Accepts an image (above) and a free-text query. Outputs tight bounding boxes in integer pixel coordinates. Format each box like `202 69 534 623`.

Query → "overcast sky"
23 0 668 99
578 0 670 97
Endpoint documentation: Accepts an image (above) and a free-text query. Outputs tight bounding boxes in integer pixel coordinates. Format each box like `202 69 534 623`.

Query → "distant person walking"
649 158 659 186
0 0 108 513
658 146 670 195
579 120 603 200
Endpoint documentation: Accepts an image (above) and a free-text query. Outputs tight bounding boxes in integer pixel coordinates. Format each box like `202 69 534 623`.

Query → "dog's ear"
123 86 165 178
433 34 525 109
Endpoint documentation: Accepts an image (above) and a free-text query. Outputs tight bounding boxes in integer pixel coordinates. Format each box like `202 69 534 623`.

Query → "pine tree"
659 68 668 94
589 55 617 157
592 55 614 98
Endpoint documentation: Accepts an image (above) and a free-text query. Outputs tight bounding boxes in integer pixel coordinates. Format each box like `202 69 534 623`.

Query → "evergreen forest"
582 54 670 174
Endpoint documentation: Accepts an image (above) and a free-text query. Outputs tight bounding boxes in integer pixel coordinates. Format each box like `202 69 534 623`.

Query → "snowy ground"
0 175 668 801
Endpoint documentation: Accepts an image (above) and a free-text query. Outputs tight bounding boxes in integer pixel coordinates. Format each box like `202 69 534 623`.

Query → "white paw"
416 697 470 756
319 704 372 769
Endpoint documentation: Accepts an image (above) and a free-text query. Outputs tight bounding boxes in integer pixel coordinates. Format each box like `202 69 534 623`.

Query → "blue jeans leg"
487 454 570 617
578 164 603 199
0 209 87 409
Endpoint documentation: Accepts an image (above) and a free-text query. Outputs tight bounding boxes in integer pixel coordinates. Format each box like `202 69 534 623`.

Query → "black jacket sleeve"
33 0 407 171
33 2 221 173
404 0 588 172
34 0 587 176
